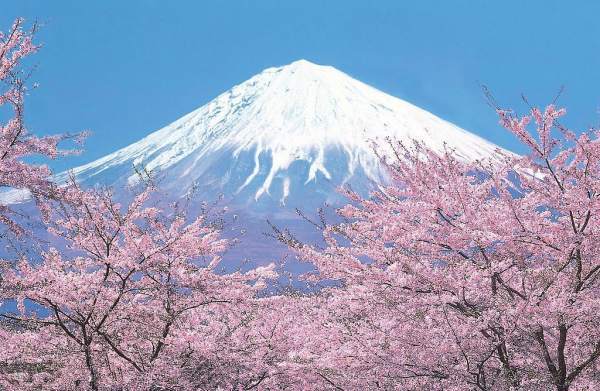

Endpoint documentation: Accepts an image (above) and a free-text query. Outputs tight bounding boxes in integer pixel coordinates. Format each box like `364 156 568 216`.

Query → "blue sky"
2 1 600 171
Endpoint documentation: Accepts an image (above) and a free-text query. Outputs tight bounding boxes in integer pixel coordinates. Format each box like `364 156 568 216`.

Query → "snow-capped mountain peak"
1 60 513 263
52 59 506 206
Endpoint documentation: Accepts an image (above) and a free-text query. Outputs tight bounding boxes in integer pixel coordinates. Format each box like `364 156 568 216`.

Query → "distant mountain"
4 60 511 266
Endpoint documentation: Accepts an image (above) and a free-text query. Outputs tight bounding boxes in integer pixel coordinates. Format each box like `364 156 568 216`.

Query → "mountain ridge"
4 59 513 218
49 60 508 203
1 59 514 264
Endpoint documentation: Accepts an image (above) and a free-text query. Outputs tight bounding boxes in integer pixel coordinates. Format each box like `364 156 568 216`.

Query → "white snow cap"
3 60 511 205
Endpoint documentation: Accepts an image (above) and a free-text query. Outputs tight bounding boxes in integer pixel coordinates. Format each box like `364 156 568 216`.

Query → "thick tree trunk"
83 340 98 391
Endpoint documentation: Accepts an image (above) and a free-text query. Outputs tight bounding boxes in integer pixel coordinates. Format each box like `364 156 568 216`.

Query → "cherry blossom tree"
0 182 279 390
0 18 81 235
2 16 598 391
286 104 600 390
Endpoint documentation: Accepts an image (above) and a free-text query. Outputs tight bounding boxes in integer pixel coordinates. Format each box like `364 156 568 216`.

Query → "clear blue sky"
2 1 600 171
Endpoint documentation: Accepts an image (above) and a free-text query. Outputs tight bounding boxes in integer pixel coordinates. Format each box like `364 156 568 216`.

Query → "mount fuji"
8 60 510 264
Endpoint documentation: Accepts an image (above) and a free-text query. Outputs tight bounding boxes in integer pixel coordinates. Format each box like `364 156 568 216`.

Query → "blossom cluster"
0 18 598 391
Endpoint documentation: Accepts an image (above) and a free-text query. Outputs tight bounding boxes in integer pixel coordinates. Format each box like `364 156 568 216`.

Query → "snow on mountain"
51 60 506 204
3 60 512 264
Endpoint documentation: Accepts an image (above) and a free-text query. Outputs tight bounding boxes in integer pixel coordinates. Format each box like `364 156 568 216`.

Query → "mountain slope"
53 60 506 205
4 60 512 264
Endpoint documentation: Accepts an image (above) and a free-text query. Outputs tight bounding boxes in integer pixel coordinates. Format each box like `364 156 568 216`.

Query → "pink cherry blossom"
0 182 280 389
0 19 85 235
286 104 599 390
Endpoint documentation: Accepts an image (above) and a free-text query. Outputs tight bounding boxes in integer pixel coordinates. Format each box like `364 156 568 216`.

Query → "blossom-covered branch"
0 18 85 235
288 104 600 390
